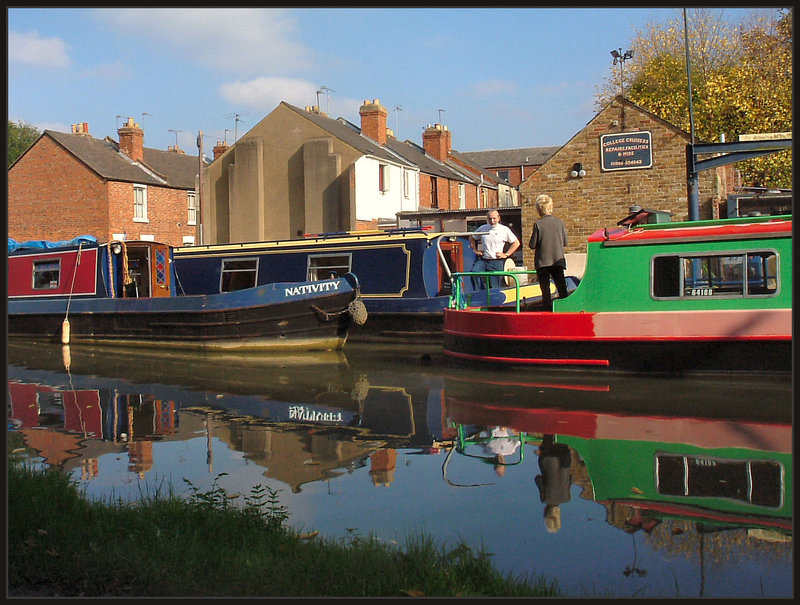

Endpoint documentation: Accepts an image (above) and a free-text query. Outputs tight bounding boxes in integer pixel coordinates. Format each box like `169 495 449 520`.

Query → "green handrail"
454 424 532 466
449 270 538 312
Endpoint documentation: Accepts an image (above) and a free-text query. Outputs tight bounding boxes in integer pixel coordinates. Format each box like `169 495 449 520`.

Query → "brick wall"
9 134 198 246
8 136 109 242
107 182 197 245
519 99 717 268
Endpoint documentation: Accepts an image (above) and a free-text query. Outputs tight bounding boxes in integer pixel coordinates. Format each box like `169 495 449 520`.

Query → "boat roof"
589 215 792 244
175 227 475 253
8 235 98 253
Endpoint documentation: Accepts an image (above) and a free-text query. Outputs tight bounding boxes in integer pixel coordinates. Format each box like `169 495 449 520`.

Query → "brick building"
459 146 559 188
519 96 730 268
8 119 203 247
201 100 509 244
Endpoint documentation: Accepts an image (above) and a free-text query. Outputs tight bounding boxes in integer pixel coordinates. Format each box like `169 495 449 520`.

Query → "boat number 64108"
689 288 713 296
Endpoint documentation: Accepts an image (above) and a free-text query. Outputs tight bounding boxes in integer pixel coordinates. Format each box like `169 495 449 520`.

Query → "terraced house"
201 99 514 244
8 119 203 247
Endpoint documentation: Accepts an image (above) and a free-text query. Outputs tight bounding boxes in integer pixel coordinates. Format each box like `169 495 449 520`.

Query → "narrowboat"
444 394 791 535
172 228 577 341
443 213 792 374
8 236 364 351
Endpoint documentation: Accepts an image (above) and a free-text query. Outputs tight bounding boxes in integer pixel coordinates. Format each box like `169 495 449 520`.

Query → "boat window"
652 250 778 299
220 258 258 292
33 259 61 290
308 254 351 281
655 453 783 508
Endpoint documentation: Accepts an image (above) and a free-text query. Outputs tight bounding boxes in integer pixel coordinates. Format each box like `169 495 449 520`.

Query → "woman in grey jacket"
528 194 568 311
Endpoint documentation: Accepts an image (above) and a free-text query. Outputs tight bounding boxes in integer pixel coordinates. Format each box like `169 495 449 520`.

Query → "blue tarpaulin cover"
8 235 98 253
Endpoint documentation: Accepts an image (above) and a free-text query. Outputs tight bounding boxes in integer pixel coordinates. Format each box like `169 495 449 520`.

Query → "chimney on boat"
422 123 451 161
118 117 144 163
359 99 388 146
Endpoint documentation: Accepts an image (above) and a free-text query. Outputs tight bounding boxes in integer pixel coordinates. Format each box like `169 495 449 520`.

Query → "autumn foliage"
597 9 792 188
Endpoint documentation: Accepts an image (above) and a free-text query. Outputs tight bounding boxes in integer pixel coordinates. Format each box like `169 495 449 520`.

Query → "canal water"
7 339 792 598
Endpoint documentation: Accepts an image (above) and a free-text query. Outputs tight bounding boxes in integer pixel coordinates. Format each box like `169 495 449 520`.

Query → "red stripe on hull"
443 309 791 342
444 349 610 366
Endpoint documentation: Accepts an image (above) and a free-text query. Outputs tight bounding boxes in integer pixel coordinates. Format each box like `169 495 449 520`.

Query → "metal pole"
684 8 700 220
197 131 204 245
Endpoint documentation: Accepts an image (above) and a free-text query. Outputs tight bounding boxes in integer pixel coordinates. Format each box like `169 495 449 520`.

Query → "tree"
595 8 792 188
8 120 41 168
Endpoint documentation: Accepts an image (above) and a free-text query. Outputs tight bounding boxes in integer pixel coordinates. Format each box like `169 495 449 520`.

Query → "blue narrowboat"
8 236 363 351
173 228 572 340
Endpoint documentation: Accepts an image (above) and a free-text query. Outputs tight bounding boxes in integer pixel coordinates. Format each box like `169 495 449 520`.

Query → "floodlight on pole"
610 48 634 98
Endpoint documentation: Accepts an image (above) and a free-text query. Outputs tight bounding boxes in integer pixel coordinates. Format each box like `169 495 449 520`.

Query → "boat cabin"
8 237 174 301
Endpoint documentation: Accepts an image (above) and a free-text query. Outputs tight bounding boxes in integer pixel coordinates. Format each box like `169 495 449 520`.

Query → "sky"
8 7 757 158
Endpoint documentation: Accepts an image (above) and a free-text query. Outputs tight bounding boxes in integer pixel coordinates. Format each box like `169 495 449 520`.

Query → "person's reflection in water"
534 434 573 533
479 426 520 477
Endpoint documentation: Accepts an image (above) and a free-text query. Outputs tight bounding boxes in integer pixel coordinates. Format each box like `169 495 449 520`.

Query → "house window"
308 253 352 280
458 183 466 209
220 258 258 292
402 169 410 198
33 259 60 290
481 188 488 208
187 191 197 225
497 170 510 181
379 164 390 193
133 184 148 222
651 250 779 299
430 177 439 209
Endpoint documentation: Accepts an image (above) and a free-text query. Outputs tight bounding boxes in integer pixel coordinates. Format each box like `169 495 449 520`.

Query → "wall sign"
601 131 652 171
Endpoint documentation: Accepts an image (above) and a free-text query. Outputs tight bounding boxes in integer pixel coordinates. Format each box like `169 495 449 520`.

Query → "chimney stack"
213 141 229 160
359 99 388 146
422 123 451 162
118 117 144 162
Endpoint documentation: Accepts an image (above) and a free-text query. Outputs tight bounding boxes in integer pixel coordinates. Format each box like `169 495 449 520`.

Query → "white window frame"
378 164 390 193
133 184 148 222
402 169 410 199
187 191 197 225
458 183 466 209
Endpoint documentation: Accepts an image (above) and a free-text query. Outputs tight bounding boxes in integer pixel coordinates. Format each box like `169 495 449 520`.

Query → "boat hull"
443 308 791 374
8 275 360 352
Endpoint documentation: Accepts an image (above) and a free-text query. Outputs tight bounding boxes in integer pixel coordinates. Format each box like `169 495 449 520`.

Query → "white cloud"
469 79 518 97
8 31 71 69
220 77 320 112
219 77 364 119
95 8 313 76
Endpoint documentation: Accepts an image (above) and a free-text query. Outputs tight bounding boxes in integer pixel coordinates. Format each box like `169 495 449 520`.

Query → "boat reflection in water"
7 340 437 493
7 339 791 597
443 375 791 539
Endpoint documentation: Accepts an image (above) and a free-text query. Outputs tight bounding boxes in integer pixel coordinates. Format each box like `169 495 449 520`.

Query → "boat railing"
448 270 538 311
441 426 536 487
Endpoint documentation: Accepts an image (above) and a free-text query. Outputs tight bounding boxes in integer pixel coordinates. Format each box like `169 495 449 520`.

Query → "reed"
8 464 560 597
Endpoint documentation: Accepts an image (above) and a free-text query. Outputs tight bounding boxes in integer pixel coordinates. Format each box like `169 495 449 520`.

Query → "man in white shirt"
469 210 520 288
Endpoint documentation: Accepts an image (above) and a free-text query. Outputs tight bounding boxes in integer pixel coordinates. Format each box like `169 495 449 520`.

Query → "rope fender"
310 296 368 326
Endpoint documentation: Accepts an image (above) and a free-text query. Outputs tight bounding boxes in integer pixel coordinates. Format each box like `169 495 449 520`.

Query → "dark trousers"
471 257 505 289
537 264 568 310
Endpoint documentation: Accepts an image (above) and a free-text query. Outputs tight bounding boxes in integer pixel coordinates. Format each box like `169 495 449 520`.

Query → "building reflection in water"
7 339 792 598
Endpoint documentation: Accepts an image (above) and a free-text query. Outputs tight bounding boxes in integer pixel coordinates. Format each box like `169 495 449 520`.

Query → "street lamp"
610 48 634 98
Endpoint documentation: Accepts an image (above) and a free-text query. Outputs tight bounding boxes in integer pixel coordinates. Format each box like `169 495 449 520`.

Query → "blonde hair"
543 504 561 533
535 194 554 217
